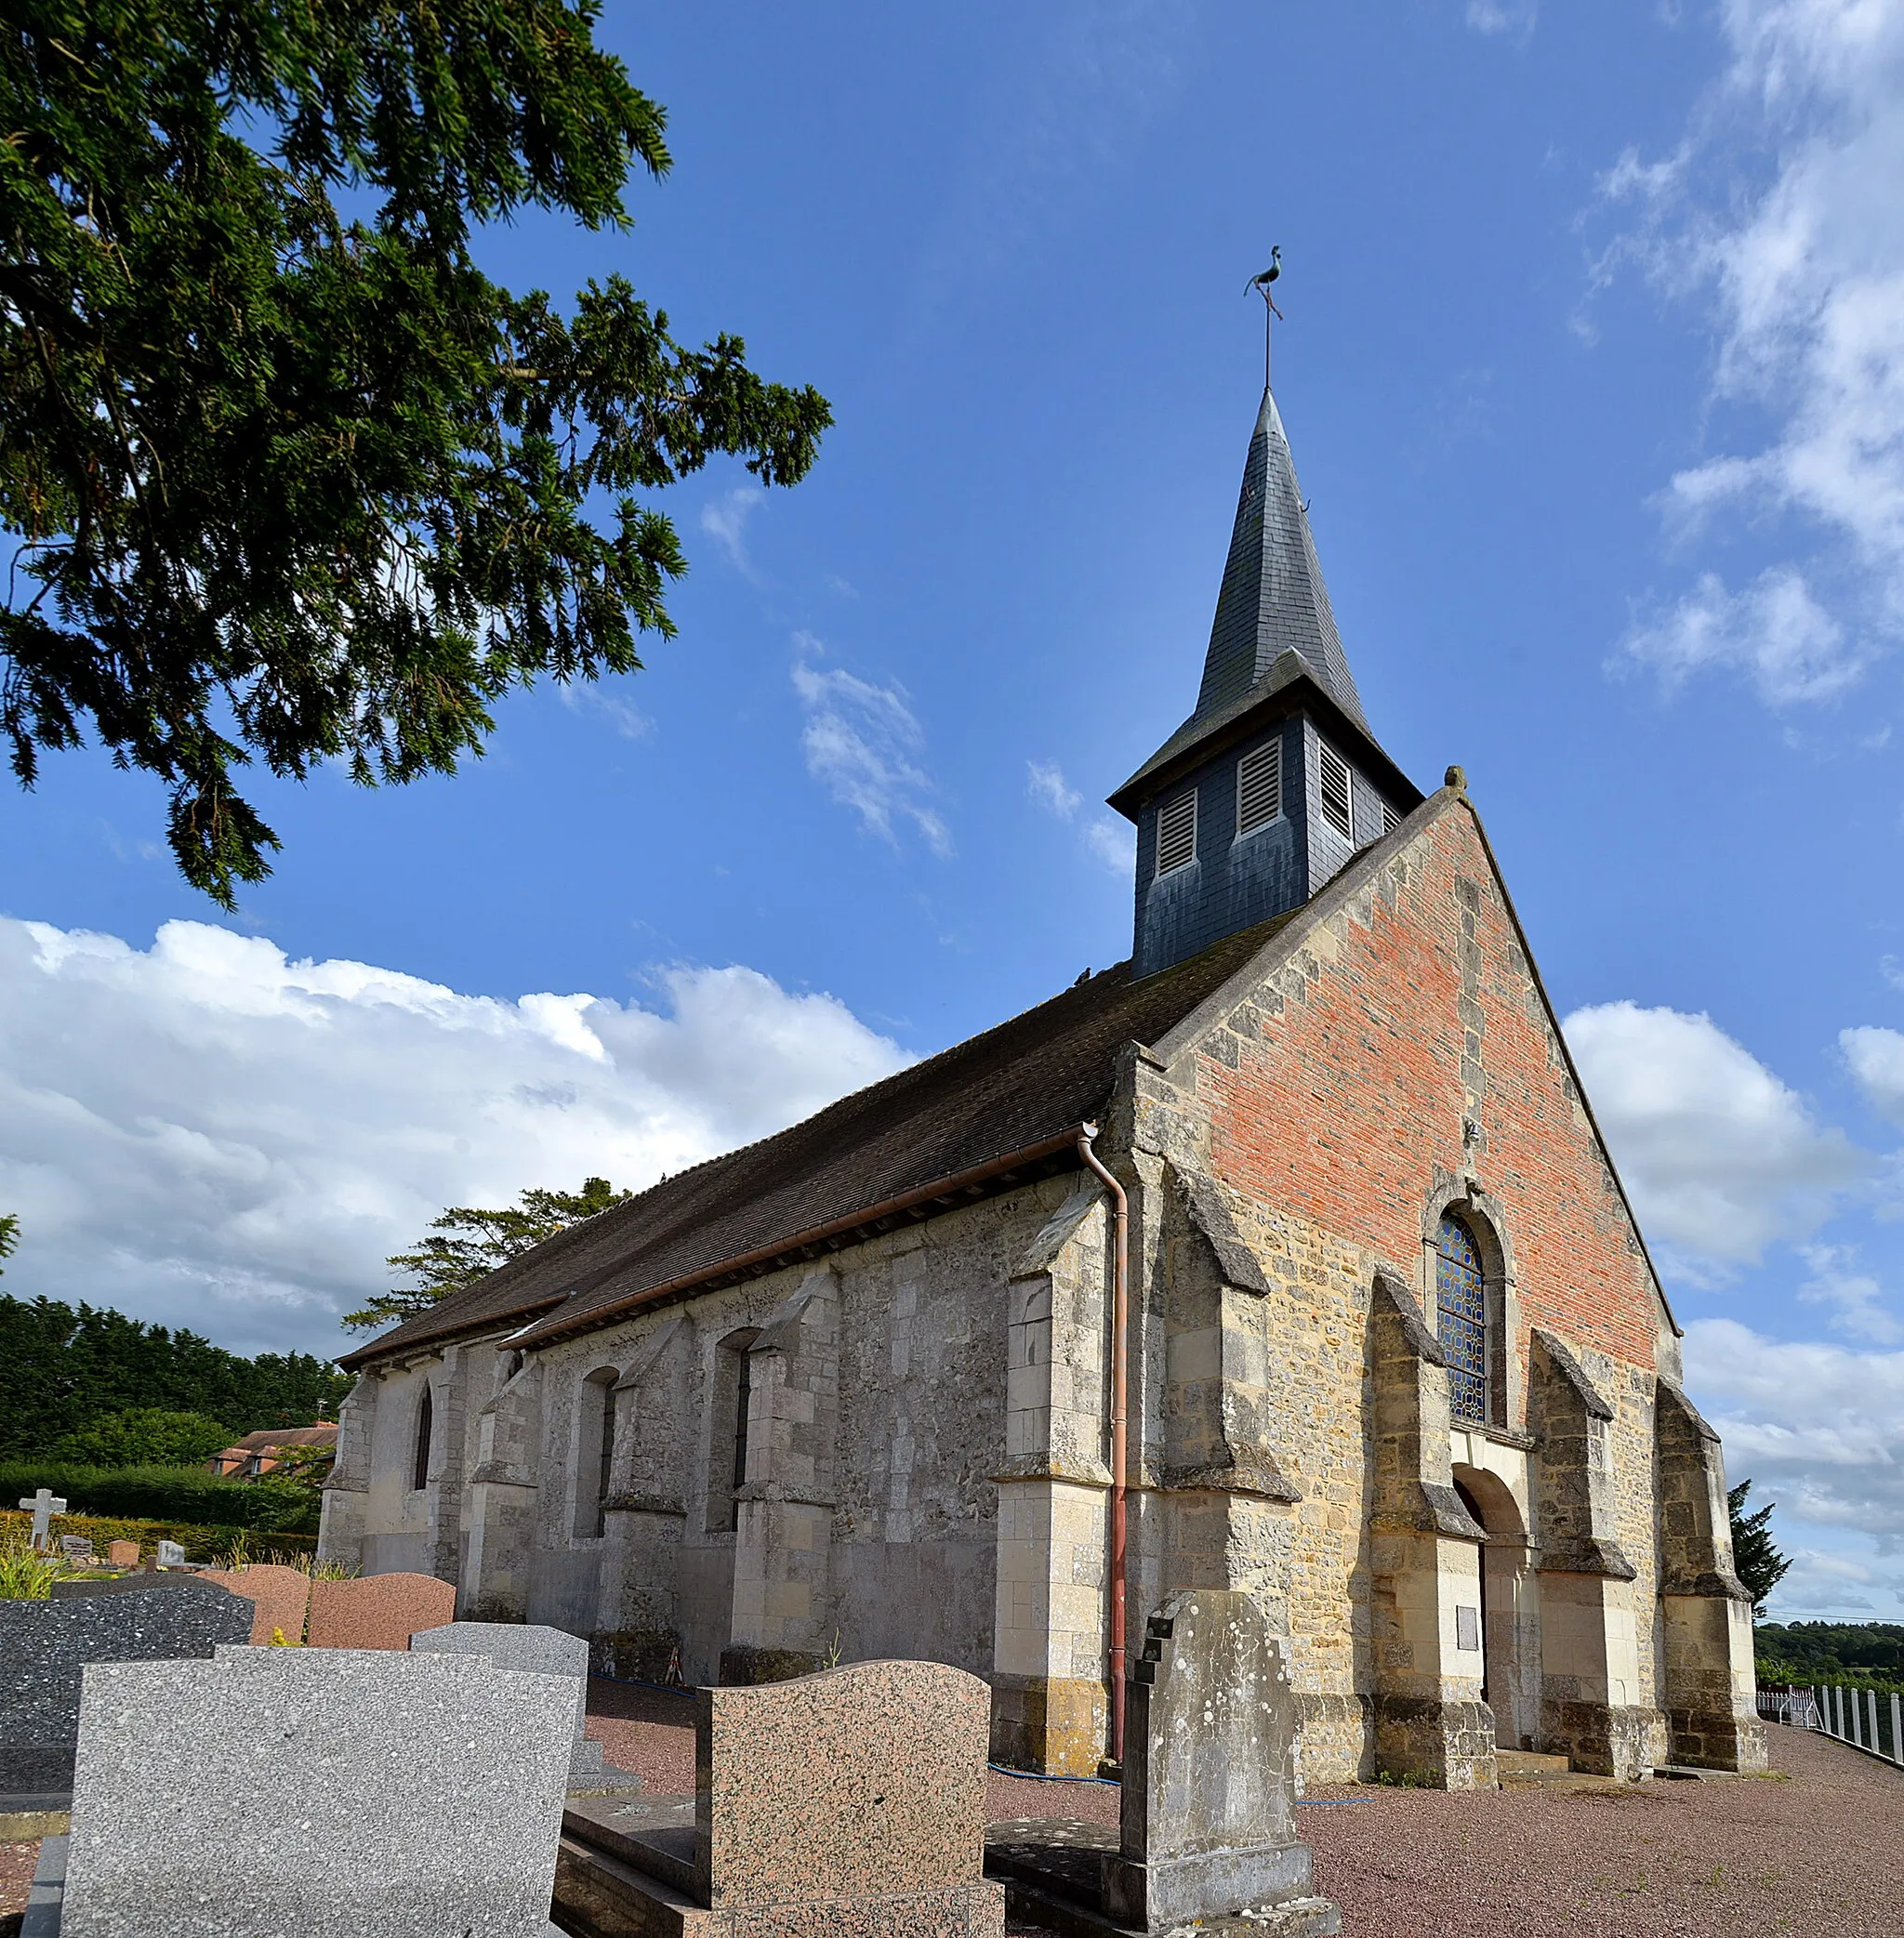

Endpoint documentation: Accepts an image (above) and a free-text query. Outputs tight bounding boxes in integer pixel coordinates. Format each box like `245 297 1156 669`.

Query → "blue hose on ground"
986 1762 1120 1786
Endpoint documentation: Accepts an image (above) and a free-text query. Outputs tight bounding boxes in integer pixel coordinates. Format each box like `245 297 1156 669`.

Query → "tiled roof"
1115 387 1373 809
226 1424 337 1451
339 914 1299 1367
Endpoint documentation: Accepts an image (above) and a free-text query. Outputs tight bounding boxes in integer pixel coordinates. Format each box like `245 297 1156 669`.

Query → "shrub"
0 1509 320 1565
0 1460 321 1535
50 1408 236 1469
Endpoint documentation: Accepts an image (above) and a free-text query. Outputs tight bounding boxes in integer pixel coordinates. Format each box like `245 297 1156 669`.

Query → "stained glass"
1436 1215 1488 1421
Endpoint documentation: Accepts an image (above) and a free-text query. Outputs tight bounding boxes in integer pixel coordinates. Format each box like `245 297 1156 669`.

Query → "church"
322 362 1765 1790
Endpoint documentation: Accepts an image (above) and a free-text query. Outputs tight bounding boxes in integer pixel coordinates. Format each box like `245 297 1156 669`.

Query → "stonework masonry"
324 790 1762 1792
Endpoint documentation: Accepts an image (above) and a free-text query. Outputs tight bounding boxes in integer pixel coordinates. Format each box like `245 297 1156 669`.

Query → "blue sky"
5 1 1904 1619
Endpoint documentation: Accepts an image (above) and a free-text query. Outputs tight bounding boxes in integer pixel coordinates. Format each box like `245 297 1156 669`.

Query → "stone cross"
18 1490 65 1551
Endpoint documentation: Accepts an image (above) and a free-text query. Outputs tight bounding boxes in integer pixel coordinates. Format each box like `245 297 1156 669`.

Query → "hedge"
0 1509 319 1565
0 1459 321 1535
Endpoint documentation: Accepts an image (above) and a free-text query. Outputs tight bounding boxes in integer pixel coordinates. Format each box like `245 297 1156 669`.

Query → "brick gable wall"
1197 801 1663 1379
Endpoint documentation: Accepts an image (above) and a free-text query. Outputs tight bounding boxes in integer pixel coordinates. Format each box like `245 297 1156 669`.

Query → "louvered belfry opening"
1156 789 1198 875
1236 739 1282 834
1317 740 1353 841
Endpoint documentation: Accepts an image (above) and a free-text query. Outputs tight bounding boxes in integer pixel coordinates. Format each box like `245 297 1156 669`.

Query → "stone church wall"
428 1176 1084 1688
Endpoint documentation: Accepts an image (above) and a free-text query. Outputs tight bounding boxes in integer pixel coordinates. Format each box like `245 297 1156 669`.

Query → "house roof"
221 1424 337 1453
338 910 1301 1368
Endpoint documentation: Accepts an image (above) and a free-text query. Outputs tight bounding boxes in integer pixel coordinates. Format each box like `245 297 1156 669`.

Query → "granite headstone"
154 1540 186 1567
199 1562 312 1645
60 1649 574 1936
104 1542 140 1568
305 1570 454 1649
409 1621 615 1786
0 1577 250 1792
555 1657 1003 1934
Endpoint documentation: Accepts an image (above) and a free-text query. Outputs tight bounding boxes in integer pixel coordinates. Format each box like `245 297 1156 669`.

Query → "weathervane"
1246 245 1283 388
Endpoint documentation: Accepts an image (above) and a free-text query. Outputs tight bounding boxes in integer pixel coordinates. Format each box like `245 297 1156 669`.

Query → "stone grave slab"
104 1541 139 1568
0 1577 250 1794
410 1619 638 1792
154 1540 186 1567
553 1657 1003 1935
60 1648 574 1936
985 1591 1340 1937
199 1562 312 1644
305 1569 454 1649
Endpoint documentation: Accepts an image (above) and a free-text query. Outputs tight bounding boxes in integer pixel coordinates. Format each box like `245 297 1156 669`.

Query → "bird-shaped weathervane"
1247 245 1284 387
1246 245 1284 319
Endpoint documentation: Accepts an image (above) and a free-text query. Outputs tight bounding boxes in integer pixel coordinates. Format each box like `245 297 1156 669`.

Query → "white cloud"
1843 1022 1904 1118
699 486 767 577
1798 1240 1904 1341
790 638 953 857
1684 1314 1904 1562
1026 758 1134 874
1026 760 1082 820
1465 0 1537 39
1563 1000 1868 1266
1600 0 1904 703
1619 565 1864 704
559 679 654 742
0 918 909 1361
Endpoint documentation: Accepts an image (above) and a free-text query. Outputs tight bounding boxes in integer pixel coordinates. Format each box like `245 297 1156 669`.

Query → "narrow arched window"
1435 1215 1488 1422
411 1384 433 1492
598 1384 619 1510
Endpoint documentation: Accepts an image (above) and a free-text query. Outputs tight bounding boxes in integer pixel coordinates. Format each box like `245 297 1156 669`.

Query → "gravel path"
7 1699 1890 1938
579 1691 1902 1936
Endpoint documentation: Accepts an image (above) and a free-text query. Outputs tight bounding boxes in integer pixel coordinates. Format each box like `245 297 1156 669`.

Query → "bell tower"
1110 355 1421 978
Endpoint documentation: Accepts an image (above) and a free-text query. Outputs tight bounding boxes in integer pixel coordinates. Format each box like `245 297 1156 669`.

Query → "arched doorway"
1452 1464 1534 1750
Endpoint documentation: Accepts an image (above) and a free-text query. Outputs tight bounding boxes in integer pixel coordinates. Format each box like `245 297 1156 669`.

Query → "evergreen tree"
2 1 830 904
51 1407 235 1468
344 1175 630 1334
0 1294 352 1457
1729 1478 1792 1619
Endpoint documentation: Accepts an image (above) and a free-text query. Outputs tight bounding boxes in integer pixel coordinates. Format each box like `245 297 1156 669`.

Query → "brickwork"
1192 800 1666 1374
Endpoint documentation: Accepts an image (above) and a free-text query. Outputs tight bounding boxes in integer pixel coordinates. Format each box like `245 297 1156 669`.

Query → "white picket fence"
1759 1684 1904 1767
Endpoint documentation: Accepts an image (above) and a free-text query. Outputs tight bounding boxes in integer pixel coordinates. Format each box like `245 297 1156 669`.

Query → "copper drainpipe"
1077 1122 1130 1767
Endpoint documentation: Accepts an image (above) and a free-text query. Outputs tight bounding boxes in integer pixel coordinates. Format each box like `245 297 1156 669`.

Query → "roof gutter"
515 1124 1095 1349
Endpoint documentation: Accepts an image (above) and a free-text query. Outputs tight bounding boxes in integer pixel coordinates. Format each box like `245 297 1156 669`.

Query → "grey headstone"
49 1575 216 1602
1103 1590 1338 1932
59 1536 96 1560
408 1622 599 1780
62 1650 574 1936
155 1539 187 1566
0 1578 251 1792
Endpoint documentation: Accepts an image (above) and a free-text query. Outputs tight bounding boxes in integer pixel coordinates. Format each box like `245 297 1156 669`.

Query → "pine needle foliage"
0 1 831 903
1729 1478 1792 1620
343 1173 629 1333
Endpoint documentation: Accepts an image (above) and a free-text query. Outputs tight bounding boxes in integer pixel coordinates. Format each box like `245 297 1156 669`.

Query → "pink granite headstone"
105 1541 140 1568
199 1563 312 1645
696 1659 997 1911
305 1572 455 1650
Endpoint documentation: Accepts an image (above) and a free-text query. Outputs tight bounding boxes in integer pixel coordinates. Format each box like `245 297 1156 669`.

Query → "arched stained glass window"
1435 1215 1488 1422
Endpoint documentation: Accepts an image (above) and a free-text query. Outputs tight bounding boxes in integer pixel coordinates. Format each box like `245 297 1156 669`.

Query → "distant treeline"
0 1295 352 1458
1758 1620 1904 1693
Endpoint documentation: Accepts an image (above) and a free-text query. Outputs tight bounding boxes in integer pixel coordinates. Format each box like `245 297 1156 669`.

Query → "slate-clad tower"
1111 384 1422 977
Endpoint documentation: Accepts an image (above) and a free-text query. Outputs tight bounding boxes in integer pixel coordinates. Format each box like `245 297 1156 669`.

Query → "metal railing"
1760 1684 1904 1767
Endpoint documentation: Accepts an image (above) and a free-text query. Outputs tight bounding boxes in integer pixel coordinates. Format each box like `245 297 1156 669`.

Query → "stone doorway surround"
1450 1444 1538 1753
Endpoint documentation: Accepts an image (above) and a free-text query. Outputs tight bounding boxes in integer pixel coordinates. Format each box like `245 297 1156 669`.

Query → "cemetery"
3 1500 1900 1936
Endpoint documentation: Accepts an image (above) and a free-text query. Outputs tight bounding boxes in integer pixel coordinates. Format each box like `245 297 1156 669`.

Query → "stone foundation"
719 1643 825 1686
592 1628 680 1683
1539 1699 1665 1781
1294 1692 1371 1785
1371 1694 1498 1789
988 1672 1106 1776
1666 1707 1768 1773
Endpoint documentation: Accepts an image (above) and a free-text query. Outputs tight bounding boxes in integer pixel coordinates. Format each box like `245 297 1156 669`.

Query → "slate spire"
1193 386 1368 731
